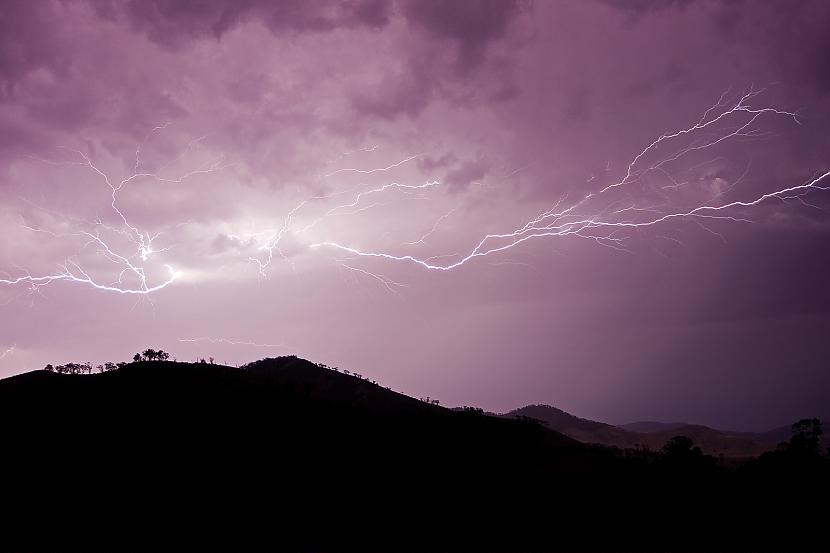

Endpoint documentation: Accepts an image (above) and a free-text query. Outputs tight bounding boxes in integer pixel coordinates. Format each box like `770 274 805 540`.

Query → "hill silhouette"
623 420 830 451
509 405 772 458
1 356 828 552
506 404 638 449
742 421 830 449
620 420 690 433
244 356 442 414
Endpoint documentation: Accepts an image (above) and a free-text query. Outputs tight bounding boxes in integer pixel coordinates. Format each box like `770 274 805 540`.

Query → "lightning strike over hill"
2 0 830 445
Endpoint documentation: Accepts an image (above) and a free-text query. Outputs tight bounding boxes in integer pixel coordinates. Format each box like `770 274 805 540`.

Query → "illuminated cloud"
1 0 829 430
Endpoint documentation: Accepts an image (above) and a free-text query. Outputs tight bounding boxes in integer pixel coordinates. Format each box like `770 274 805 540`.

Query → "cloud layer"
1 0 829 430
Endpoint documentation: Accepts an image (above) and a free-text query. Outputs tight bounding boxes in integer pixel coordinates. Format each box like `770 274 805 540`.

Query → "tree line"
44 348 171 374
133 349 170 362
45 361 124 374
622 417 828 468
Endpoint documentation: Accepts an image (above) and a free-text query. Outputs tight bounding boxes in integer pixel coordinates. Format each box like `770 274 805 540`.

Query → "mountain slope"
637 424 770 458
739 421 830 450
507 404 770 457
620 421 689 433
243 356 437 414
507 404 639 448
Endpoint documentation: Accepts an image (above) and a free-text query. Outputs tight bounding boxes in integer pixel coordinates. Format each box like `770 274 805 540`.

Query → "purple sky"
1 0 829 431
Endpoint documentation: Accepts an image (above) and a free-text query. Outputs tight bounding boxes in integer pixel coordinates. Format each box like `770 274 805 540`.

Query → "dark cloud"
116 0 250 48
600 0 830 96
0 0 68 98
402 0 526 72
602 0 697 16
750 2 830 96
26 94 99 132
112 0 392 49
1 0 523 127
349 62 433 119
415 154 489 191
444 158 489 191
351 1 527 119
255 0 392 34
0 115 40 168
347 0 392 29
417 154 457 173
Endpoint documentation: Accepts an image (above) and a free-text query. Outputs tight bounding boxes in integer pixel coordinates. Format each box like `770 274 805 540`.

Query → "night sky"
1 0 829 431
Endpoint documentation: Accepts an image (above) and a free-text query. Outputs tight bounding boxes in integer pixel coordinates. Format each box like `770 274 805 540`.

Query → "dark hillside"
744 421 830 449
1 358 827 552
0 360 587 551
511 405 770 457
243 356 441 414
507 404 638 448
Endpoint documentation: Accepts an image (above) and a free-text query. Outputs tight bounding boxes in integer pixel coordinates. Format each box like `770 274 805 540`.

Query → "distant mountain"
507 405 771 457
507 404 638 449
636 424 770 458
746 424 794 445
622 420 830 451
740 421 830 449
620 421 689 433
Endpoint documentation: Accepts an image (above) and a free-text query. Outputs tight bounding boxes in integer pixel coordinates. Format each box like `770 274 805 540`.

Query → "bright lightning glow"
2 127 227 297
3 86 827 304
0 265 181 295
248 178 441 275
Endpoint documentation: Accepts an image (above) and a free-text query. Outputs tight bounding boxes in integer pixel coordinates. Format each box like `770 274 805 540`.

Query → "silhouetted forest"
1 355 827 552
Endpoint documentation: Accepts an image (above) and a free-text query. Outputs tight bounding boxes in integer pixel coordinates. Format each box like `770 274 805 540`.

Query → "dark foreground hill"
1 357 828 552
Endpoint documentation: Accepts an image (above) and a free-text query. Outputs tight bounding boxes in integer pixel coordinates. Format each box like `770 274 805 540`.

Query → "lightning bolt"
1 126 228 297
0 344 15 361
307 87 828 271
337 262 409 297
247 157 442 275
312 169 830 270
323 153 420 177
398 208 458 248
3 86 826 306
177 337 286 348
0 265 181 295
